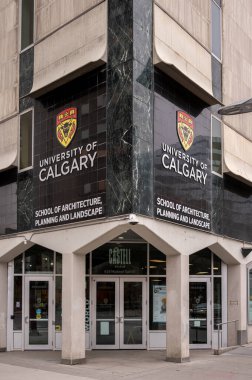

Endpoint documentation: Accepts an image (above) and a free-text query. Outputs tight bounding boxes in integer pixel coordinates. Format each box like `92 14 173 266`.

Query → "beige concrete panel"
166 254 189 362
155 0 210 49
35 0 104 41
0 116 18 171
154 5 213 99
222 0 252 141
32 2 106 94
227 263 247 345
61 253 85 364
0 0 19 121
223 124 252 185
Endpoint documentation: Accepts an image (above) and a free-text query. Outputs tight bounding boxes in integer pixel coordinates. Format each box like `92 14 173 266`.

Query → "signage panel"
154 73 211 232
33 70 106 228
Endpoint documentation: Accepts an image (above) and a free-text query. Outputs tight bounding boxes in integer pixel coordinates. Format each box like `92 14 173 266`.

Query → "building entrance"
24 277 53 350
92 277 147 349
189 278 211 348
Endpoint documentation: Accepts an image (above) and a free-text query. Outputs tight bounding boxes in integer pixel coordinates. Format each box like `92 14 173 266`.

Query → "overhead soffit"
154 4 218 105
31 2 107 96
223 124 252 186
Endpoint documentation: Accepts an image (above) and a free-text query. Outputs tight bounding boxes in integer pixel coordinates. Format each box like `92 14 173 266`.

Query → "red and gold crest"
56 107 77 148
177 111 194 151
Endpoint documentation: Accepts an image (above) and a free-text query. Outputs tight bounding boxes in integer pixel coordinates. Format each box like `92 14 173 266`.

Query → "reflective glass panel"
212 116 222 175
92 243 147 275
96 282 115 345
14 254 23 274
29 281 48 345
123 282 142 345
25 245 54 273
248 269 252 324
189 282 207 344
213 254 221 275
20 111 33 170
56 252 62 274
211 0 221 59
55 277 62 331
214 277 222 329
21 0 34 50
189 249 211 275
13 276 22 330
149 245 166 275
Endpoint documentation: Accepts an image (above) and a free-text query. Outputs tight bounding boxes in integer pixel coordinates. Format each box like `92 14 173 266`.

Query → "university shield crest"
56 107 77 148
177 111 194 151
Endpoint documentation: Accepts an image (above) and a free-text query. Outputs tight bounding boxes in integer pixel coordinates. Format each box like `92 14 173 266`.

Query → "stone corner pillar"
61 253 86 365
0 262 7 351
227 263 247 346
166 254 190 363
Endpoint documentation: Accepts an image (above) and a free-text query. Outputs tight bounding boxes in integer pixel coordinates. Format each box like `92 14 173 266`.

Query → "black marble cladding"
33 67 107 228
154 69 212 231
223 175 252 242
17 170 33 232
19 47 34 98
0 168 17 235
107 0 153 216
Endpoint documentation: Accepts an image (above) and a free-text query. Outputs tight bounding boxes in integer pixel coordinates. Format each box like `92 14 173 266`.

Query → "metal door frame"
189 277 211 349
24 276 53 350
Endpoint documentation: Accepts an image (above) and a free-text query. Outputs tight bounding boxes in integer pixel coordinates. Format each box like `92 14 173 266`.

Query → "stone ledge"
213 346 239 355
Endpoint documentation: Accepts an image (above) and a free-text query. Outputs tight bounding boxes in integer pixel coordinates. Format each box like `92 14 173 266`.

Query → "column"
61 253 85 364
227 263 247 345
166 254 190 362
0 263 7 351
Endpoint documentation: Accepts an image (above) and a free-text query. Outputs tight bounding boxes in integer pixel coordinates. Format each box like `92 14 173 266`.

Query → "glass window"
149 277 166 330
14 254 23 274
19 110 33 171
92 243 147 275
56 253 62 274
55 276 62 331
149 245 166 275
86 253 90 274
13 276 22 330
189 249 211 275
248 269 252 324
213 254 222 275
214 277 222 329
21 0 34 51
211 0 222 60
25 245 54 273
212 116 222 175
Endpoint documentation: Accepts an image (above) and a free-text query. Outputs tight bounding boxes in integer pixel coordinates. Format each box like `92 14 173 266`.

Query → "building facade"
0 0 252 364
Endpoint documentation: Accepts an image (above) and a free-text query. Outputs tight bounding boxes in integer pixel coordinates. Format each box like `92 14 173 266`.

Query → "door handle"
25 316 29 324
119 316 124 324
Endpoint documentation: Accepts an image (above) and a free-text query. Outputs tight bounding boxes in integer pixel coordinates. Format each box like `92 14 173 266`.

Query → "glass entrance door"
189 278 211 348
92 278 146 349
24 277 53 349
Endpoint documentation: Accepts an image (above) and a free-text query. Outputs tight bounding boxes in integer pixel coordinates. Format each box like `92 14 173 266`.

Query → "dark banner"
154 71 211 232
33 69 106 228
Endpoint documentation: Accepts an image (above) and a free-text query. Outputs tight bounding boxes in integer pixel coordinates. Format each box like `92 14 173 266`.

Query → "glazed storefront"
7 232 226 351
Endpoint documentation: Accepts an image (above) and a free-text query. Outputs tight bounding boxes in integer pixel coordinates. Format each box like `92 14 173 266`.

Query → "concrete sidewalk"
1 346 252 380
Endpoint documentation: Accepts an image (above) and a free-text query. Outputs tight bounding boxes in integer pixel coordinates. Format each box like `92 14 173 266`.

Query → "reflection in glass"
149 245 166 275
55 277 62 331
212 116 222 175
96 282 115 345
123 282 142 345
13 276 22 330
149 277 166 330
25 245 54 273
189 249 211 275
56 253 62 274
213 254 221 275
20 110 33 170
189 282 207 344
14 255 23 274
29 281 48 345
214 277 222 329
